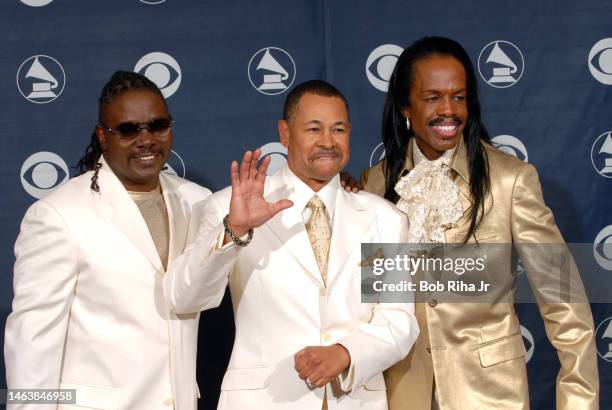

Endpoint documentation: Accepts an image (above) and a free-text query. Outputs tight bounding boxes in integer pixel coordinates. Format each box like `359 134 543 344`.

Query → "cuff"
336 342 356 392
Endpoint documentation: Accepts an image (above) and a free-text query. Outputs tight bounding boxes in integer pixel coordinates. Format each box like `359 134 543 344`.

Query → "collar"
281 164 339 220
403 136 470 184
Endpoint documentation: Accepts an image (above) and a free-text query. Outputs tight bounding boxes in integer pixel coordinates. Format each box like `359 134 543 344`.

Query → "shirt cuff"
336 342 356 392
213 225 251 252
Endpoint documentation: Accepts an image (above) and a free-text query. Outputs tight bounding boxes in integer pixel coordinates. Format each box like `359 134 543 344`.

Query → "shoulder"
483 143 542 201
360 160 387 197
484 143 537 176
35 172 93 208
349 189 404 221
161 172 212 202
20 173 94 226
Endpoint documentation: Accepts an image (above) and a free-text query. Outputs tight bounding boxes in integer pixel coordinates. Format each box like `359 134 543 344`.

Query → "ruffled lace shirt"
395 142 463 243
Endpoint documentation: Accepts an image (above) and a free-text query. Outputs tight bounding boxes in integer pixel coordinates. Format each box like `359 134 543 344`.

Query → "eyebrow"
304 120 349 126
422 88 467 94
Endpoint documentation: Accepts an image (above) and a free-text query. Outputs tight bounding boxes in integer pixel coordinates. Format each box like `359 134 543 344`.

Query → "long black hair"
382 36 491 242
76 70 165 191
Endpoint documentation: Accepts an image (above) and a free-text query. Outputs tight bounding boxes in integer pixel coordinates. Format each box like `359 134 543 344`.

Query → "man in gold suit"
360 36 599 410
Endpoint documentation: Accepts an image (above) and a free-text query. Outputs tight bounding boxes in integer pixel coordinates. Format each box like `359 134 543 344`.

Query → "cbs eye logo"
20 152 69 199
162 149 186 178
594 225 612 271
365 44 403 92
258 142 287 175
134 52 181 98
588 38 612 85
491 135 529 162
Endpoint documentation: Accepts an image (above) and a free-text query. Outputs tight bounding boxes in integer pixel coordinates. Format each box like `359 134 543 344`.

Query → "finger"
268 199 294 217
312 374 328 388
230 161 239 189
249 149 259 180
294 348 311 373
256 155 271 183
239 151 252 182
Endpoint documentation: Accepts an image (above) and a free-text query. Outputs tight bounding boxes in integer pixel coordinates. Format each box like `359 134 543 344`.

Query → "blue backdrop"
1 1 611 409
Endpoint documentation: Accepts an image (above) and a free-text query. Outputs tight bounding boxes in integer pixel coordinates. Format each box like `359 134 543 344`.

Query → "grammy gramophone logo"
478 40 525 88
591 131 612 179
248 47 296 95
596 317 612 362
16 55 66 104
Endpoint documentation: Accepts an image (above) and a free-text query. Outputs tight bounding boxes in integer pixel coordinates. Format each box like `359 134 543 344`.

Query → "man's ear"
400 107 411 120
94 126 107 151
278 120 289 148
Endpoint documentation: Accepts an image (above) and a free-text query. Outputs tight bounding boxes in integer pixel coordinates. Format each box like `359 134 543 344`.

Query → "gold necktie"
305 195 332 285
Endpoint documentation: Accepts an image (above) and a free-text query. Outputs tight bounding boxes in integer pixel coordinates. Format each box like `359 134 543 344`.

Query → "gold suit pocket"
477 333 526 367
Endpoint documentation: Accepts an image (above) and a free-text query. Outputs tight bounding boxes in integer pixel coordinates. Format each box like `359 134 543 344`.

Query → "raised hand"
226 149 293 238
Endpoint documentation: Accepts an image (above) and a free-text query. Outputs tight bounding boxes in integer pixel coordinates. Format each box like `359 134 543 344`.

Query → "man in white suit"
165 80 419 409
5 71 211 410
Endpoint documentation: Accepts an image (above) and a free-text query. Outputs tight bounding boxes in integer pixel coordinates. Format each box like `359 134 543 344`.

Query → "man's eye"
425 96 438 102
307 128 319 133
453 95 466 101
334 128 346 133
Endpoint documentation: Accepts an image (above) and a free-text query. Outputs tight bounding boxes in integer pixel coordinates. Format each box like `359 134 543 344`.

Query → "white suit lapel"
263 169 324 287
327 189 376 288
97 159 163 272
160 174 188 264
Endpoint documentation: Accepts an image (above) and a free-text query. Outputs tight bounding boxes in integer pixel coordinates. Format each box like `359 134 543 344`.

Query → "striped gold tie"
305 195 331 285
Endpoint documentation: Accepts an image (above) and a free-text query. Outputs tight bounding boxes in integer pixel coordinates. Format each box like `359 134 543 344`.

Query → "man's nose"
135 128 155 146
436 97 456 116
318 129 334 147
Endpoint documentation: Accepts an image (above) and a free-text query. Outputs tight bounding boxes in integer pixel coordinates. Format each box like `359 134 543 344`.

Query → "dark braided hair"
382 36 491 243
76 70 165 191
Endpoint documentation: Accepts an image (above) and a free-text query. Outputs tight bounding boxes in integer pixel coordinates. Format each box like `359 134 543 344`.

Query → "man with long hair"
361 37 598 410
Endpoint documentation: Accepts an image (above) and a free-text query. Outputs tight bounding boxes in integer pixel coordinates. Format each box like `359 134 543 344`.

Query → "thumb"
268 199 293 217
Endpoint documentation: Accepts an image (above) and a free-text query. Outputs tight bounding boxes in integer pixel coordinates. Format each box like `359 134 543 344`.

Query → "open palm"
227 149 293 237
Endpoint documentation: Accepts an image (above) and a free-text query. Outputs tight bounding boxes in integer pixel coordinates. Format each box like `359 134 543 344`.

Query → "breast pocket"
58 382 121 410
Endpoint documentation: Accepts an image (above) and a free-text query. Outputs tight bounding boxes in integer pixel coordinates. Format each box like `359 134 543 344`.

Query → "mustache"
428 116 462 127
311 148 340 158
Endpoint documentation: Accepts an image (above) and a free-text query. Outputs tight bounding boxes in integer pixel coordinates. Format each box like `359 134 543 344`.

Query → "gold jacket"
360 139 599 410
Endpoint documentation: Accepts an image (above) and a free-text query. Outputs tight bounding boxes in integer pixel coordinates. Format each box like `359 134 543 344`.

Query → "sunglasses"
98 117 174 140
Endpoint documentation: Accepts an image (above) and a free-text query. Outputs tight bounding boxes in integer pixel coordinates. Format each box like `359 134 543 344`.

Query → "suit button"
319 287 326 296
322 332 332 342
163 398 174 407
426 346 431 354
429 299 438 307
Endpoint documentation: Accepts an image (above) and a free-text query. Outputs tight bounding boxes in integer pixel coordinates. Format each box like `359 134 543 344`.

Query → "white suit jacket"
5 159 211 410
165 165 419 410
